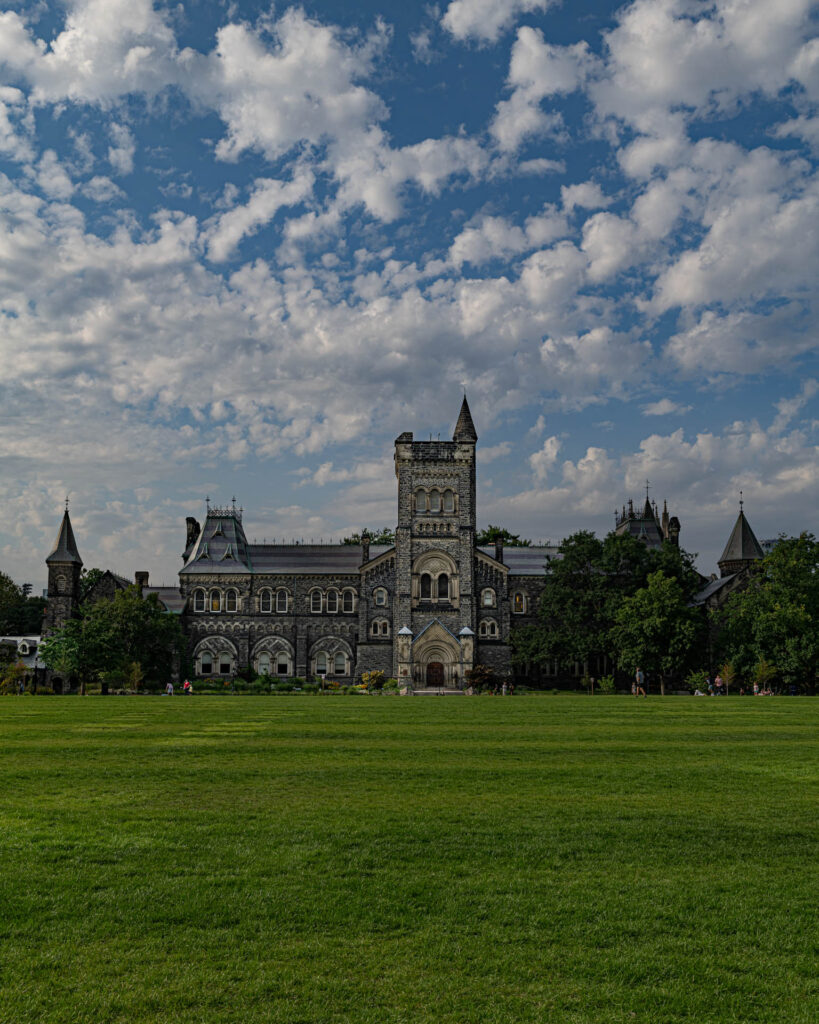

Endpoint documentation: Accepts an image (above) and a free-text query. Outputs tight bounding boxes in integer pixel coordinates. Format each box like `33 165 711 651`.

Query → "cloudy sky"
1 0 817 589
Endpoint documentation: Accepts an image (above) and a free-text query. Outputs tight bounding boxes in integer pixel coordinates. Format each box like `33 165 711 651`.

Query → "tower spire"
453 394 478 442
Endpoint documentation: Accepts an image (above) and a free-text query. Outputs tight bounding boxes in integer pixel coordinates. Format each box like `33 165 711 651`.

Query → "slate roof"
694 574 736 605
46 511 82 566
719 510 764 565
143 586 186 614
182 541 392 576
453 396 478 442
478 546 560 575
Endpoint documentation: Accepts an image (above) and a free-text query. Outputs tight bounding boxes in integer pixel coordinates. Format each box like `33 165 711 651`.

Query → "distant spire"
739 489 744 511
453 394 478 442
46 508 83 566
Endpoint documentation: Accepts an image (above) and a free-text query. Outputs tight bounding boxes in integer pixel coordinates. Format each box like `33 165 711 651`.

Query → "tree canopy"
715 533 819 690
342 528 395 545
475 525 531 547
0 571 46 634
40 587 185 689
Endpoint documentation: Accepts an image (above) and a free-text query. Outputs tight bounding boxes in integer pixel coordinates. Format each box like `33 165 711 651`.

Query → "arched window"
276 654 290 676
218 653 233 674
371 620 380 636
437 573 449 600
315 652 327 675
443 489 455 512
334 652 346 675
381 621 389 636
200 653 213 675
373 587 387 606
260 589 272 613
276 589 288 613
210 590 222 613
415 489 428 512
257 653 271 675
482 588 496 608
326 590 338 613
513 592 525 614
479 619 498 638
311 590 323 613
193 589 206 612
56 574 67 593
342 590 354 613
429 489 441 512
225 589 238 613
420 574 431 599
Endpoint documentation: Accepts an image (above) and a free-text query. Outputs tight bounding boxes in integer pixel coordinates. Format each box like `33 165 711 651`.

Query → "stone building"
44 399 559 688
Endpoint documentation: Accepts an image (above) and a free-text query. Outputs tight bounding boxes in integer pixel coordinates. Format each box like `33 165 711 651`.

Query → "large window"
429 489 441 512
513 592 526 614
316 652 327 675
334 653 346 675
311 591 323 613
420 574 431 599
326 590 338 614
260 589 272 613
200 655 212 675
342 590 354 613
443 489 455 512
258 653 271 675
276 589 288 613
225 589 238 613
415 489 428 512
210 590 221 613
193 589 206 612
276 655 289 676
437 573 449 600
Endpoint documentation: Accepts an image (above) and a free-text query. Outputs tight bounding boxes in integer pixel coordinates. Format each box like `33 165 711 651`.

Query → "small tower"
718 496 763 577
43 505 83 634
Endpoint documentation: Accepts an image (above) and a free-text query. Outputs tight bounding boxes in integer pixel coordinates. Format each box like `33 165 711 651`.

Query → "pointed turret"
718 507 763 577
46 510 83 566
453 395 478 443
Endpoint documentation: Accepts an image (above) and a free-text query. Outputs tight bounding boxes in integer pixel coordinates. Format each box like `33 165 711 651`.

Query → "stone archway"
412 621 461 688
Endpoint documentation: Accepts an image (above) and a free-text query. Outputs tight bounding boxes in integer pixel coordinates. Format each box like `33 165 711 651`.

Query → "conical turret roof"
453 395 478 442
718 509 763 566
46 510 83 566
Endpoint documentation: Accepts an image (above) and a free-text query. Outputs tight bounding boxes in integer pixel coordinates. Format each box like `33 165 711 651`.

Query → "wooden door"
426 662 444 687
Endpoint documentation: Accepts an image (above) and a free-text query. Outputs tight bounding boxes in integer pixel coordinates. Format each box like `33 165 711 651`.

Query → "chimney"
361 531 370 564
494 534 504 564
135 571 149 593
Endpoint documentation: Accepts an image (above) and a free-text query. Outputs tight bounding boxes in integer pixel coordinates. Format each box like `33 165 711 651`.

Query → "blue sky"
1 0 817 588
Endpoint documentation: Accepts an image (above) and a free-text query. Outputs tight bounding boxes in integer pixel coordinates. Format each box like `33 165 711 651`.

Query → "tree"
0 571 47 634
41 587 186 691
342 528 395 545
475 525 531 547
715 533 819 691
610 571 704 695
79 567 106 602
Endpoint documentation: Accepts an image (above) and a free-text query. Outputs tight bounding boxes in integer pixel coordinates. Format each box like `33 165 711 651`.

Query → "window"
342 590 354 613
258 653 271 675
276 589 288 613
334 653 346 675
226 589 238 613
260 590 272 613
420 574 431 599
513 592 525 614
316 652 327 675
479 619 498 638
193 589 206 612
276 656 289 676
482 588 495 608
381 621 389 636
56 574 66 593
443 489 455 512
19 642 29 655
326 590 338 614
210 590 221 613
219 657 232 675
429 488 441 512
311 591 322 613
374 588 387 606
371 621 380 636
415 489 428 512
437 573 449 600
200 656 212 675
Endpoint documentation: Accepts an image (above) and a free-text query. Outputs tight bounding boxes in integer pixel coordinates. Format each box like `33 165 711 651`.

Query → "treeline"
0 572 46 635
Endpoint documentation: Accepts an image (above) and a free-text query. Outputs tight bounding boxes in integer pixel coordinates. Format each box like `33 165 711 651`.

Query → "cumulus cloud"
441 0 554 44
642 398 692 416
108 122 135 175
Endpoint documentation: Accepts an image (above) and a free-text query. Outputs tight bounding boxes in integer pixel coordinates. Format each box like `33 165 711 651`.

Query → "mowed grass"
0 696 817 1024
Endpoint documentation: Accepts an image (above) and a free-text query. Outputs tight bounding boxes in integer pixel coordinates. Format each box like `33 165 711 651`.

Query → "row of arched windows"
420 572 450 600
191 587 357 614
479 619 499 638
414 488 457 513
309 589 357 614
315 651 348 675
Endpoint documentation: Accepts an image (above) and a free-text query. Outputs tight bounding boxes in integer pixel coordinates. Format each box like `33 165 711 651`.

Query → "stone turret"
43 508 83 634
718 504 763 577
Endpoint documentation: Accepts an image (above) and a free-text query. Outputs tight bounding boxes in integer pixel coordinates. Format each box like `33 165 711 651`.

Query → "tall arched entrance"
426 661 445 687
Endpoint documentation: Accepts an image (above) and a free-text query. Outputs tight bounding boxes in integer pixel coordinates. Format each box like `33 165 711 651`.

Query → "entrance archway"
426 662 444 687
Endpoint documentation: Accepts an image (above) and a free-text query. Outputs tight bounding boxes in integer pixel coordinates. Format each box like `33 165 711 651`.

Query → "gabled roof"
719 510 764 565
453 396 478 442
46 511 83 566
412 618 462 645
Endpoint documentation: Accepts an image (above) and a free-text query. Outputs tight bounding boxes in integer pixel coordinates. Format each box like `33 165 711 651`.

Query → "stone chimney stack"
494 534 504 564
135 571 149 592
361 531 370 564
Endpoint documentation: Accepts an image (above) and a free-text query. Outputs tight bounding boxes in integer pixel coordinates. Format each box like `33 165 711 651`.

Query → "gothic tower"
43 508 83 634
393 397 478 686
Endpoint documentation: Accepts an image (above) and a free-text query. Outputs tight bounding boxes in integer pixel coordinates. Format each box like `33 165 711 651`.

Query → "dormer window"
198 543 210 560
214 521 223 536
221 544 234 560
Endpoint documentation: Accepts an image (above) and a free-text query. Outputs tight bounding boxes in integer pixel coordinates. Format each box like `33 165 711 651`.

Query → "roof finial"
645 478 650 500
64 495 70 512
739 489 744 512
205 495 211 510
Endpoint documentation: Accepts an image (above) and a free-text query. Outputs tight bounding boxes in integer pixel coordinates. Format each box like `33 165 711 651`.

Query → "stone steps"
411 688 465 696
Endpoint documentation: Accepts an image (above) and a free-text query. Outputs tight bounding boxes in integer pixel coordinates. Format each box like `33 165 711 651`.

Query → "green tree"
610 571 704 695
342 528 395 545
715 533 819 690
41 587 185 691
475 525 531 547
79 567 106 602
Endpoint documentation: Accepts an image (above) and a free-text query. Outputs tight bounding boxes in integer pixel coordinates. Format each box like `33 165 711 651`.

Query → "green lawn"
0 695 817 1024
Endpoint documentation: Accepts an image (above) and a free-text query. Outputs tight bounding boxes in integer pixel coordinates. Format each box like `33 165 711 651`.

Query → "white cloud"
529 434 561 481
448 206 567 267
441 0 554 44
80 175 125 202
642 398 692 416
108 122 135 175
35 149 74 198
561 181 611 212
478 441 512 463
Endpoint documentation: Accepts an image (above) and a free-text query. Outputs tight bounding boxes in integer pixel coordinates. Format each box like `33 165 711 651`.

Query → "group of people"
164 680 194 695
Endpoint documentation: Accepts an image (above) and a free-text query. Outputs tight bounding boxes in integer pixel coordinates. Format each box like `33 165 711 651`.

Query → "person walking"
635 667 646 697
165 681 174 696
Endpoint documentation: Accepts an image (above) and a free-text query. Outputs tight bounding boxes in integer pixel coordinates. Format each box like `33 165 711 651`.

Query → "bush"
301 682 320 694
274 681 295 693
686 669 709 694
383 677 399 693
597 674 616 695
361 670 385 691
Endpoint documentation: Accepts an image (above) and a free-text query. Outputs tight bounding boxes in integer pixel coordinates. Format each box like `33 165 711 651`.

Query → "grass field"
0 695 817 1024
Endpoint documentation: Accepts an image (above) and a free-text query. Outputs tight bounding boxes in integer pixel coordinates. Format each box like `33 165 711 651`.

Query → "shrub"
686 669 709 694
753 659 778 690
466 664 495 692
597 674 616 695
383 677 399 692
301 682 320 694
361 670 385 691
